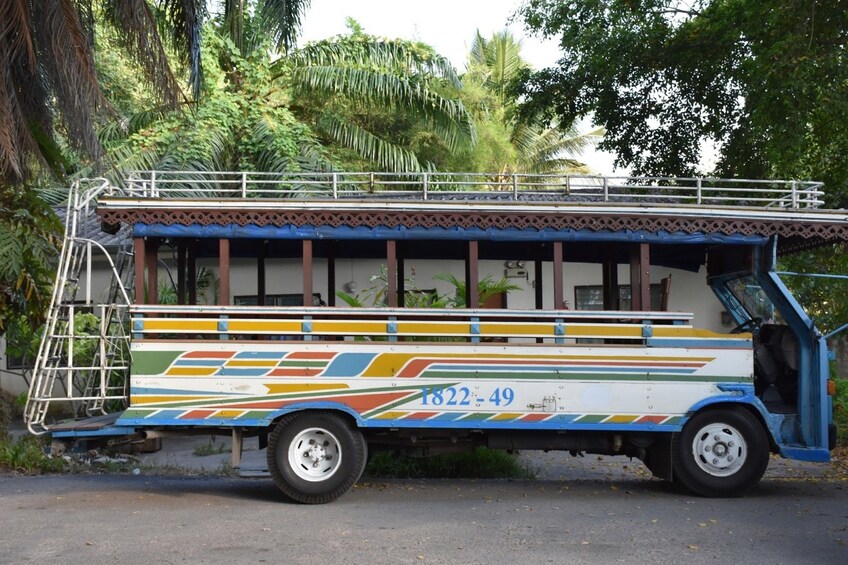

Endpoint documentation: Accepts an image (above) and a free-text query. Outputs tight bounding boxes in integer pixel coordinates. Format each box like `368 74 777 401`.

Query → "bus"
24 171 844 503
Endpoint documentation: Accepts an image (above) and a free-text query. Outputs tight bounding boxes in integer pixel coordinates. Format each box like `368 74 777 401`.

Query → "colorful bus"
25 172 845 503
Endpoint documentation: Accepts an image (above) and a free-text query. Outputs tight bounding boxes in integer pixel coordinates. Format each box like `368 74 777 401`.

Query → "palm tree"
0 0 315 184
450 30 602 175
102 13 474 174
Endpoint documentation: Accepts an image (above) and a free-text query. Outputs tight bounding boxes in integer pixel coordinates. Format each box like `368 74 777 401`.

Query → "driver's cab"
708 242 814 413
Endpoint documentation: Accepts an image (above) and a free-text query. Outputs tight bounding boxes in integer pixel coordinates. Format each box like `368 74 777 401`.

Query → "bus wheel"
672 407 769 497
267 412 367 504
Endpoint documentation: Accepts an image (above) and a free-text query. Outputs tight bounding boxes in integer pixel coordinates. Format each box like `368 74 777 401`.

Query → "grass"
834 377 848 445
192 439 229 457
364 447 536 480
0 435 67 474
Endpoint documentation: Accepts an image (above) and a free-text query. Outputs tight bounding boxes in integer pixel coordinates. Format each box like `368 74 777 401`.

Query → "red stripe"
520 413 551 422
183 351 235 359
636 415 668 424
286 351 336 360
405 411 439 420
181 409 215 419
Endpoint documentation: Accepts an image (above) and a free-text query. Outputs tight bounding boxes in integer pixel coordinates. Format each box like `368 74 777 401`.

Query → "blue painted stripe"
425 364 696 374
134 223 766 246
173 360 225 367
233 351 289 359
321 353 378 377
130 387 235 395
216 368 270 377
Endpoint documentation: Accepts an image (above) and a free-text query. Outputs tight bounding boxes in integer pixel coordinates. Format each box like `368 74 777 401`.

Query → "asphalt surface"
1 435 847 564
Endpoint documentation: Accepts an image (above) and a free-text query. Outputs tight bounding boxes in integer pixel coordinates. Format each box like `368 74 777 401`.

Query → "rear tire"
672 407 769 497
267 411 367 504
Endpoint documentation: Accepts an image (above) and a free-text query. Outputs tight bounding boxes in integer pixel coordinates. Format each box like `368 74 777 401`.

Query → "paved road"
1 466 846 564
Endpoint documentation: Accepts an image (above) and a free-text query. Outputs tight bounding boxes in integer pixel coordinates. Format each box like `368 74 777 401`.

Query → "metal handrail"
119 171 826 210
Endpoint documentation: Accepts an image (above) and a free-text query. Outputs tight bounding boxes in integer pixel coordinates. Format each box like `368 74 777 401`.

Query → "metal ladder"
25 179 133 434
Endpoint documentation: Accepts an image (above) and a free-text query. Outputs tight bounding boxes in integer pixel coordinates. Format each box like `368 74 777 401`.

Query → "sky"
298 0 620 174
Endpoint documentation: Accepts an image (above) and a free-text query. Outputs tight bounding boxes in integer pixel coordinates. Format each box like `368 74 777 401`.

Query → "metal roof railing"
119 171 826 210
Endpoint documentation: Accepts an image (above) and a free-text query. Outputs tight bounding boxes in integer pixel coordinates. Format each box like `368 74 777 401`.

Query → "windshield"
726 276 780 323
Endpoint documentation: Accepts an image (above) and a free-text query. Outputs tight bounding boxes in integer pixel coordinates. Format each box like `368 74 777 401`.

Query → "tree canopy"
517 0 848 204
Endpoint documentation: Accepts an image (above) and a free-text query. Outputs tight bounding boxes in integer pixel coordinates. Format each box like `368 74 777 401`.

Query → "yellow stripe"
361 353 415 377
374 411 408 420
264 383 349 394
395 322 471 335
605 415 639 423
565 325 642 337
490 412 523 421
479 323 552 336
228 320 301 332
165 367 217 376
214 409 247 418
652 327 749 339
141 319 218 332
311 321 388 333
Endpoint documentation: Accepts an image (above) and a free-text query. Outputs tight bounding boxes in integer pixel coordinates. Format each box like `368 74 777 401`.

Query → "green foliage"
518 0 848 202
835 377 848 445
779 247 848 335
449 30 600 175
192 438 229 456
365 447 535 479
0 188 61 333
0 435 66 474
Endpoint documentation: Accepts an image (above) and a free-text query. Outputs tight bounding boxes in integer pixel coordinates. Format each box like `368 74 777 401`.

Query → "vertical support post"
386 240 398 307
257 241 266 306
133 237 146 305
696 177 703 205
630 243 651 311
302 240 313 307
466 241 479 309
177 241 187 305
146 239 159 306
602 248 619 310
219 239 230 306
231 428 243 468
398 256 406 307
553 241 564 310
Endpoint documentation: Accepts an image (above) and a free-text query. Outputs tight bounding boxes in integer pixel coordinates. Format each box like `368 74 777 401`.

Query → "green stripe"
418 370 748 383
132 350 183 375
276 360 329 367
575 414 608 423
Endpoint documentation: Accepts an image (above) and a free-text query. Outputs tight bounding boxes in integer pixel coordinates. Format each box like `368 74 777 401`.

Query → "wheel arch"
684 397 778 453
265 402 364 430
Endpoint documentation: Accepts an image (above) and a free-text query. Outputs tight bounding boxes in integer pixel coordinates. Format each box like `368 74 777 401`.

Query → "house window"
234 293 325 306
574 284 662 311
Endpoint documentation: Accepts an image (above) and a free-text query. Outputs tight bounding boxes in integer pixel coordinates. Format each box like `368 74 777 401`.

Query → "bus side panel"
117 340 753 432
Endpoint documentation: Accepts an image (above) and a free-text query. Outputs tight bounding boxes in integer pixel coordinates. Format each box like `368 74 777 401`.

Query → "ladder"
25 179 133 434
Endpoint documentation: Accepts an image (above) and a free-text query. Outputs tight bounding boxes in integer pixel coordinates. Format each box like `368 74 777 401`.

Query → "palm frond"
0 0 35 70
260 0 312 54
318 113 422 172
102 0 185 105
31 0 107 159
164 0 206 98
290 37 461 88
291 65 474 151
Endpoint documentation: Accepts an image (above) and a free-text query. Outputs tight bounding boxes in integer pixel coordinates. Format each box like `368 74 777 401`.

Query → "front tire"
672 407 769 497
267 411 367 504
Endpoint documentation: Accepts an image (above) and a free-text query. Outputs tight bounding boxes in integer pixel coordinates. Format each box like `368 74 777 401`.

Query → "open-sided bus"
25 172 845 503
